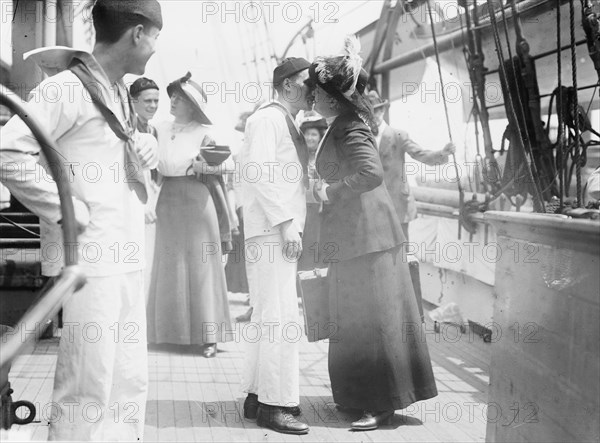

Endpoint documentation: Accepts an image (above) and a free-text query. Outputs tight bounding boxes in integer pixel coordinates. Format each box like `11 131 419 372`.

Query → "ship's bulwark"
486 212 600 443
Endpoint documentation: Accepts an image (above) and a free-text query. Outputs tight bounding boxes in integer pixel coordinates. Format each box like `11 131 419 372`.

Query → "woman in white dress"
147 73 232 358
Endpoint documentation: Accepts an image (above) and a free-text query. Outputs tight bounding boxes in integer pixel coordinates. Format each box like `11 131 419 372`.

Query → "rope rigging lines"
486 0 546 212
425 0 474 237
569 0 583 206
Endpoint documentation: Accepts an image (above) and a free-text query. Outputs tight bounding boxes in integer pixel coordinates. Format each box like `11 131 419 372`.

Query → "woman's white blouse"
155 120 212 177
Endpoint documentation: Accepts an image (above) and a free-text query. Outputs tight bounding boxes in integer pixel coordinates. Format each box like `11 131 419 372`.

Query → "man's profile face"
129 25 161 75
285 70 313 112
133 89 159 122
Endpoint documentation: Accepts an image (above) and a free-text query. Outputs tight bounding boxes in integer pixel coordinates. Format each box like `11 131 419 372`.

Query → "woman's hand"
192 155 223 175
312 179 330 203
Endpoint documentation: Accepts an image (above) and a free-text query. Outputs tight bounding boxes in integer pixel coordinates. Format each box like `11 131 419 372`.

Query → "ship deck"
5 293 490 442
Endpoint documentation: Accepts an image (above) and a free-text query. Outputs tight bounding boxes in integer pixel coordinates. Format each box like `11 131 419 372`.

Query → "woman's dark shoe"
244 393 259 419
350 410 394 431
256 405 309 435
335 404 362 414
202 344 217 358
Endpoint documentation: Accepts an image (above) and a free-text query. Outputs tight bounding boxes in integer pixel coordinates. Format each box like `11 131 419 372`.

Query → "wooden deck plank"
218 341 269 443
170 353 199 442
211 343 252 443
9 340 56 440
145 347 162 442
156 352 177 442
9 352 44 439
297 341 375 443
202 350 241 442
4 297 489 442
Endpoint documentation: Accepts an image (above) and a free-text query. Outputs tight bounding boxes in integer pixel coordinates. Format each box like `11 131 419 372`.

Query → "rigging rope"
0 214 40 238
586 83 598 116
425 0 454 144
425 0 469 237
506 0 551 206
459 2 485 193
472 0 501 190
557 1 565 210
570 0 583 206
486 0 546 212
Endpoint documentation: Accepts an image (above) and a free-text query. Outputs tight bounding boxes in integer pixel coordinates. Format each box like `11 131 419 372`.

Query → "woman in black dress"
307 37 438 431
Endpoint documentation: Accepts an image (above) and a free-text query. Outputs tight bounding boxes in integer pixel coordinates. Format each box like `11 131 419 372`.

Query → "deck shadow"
146 399 249 430
297 396 424 431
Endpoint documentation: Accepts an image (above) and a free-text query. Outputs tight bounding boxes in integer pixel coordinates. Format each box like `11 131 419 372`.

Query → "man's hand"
279 219 302 261
134 132 159 169
441 142 456 156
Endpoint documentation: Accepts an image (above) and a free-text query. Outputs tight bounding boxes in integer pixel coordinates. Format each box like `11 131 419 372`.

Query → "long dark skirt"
328 246 437 411
298 202 322 271
147 176 232 345
224 208 249 293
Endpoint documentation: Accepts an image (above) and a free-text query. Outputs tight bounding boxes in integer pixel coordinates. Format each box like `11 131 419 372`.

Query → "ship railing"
0 86 86 373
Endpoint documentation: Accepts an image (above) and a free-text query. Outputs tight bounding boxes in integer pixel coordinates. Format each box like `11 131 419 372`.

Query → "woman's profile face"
304 128 322 152
170 93 195 120
313 86 336 117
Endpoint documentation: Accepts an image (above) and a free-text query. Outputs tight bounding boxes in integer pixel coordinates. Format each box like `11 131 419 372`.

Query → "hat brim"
167 82 212 125
303 76 317 88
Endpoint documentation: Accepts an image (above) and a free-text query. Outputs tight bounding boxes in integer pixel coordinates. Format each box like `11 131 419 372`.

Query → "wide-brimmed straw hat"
167 72 211 125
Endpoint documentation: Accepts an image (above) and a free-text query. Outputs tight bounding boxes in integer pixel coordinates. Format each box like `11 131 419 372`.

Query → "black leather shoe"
286 405 301 416
244 395 300 419
256 405 309 435
244 394 259 419
202 344 217 358
350 410 394 431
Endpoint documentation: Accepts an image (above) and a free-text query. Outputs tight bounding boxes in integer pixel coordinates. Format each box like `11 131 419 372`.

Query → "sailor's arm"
399 130 455 165
0 86 81 225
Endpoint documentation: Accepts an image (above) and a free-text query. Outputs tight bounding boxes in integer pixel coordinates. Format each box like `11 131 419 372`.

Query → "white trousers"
241 233 301 407
48 271 148 442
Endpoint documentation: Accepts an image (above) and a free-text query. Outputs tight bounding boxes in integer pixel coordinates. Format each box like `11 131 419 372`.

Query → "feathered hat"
307 36 369 104
167 72 211 125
